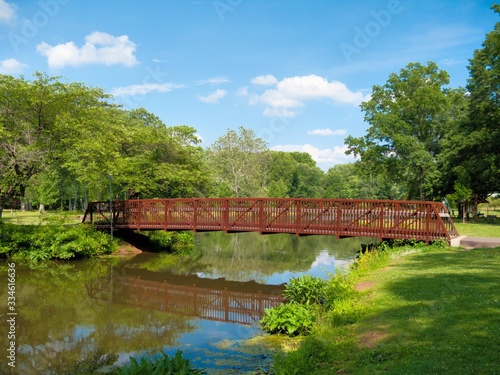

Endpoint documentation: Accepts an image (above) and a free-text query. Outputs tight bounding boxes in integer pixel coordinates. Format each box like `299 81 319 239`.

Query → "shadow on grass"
355 248 500 374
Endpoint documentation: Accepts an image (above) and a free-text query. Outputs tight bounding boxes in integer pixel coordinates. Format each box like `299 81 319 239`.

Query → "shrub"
172 231 195 254
324 272 356 308
115 351 204 375
143 230 175 250
260 302 315 337
284 274 327 305
0 222 115 261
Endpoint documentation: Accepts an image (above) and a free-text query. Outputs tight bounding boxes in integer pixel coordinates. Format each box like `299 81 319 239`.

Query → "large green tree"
0 73 210 218
345 61 451 200
442 4 500 197
0 72 112 215
206 126 269 197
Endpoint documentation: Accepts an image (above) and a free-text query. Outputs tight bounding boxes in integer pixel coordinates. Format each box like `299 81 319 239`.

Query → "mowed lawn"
350 247 500 374
0 210 82 225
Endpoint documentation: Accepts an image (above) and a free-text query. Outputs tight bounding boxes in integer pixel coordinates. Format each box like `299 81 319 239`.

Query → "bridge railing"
82 198 459 243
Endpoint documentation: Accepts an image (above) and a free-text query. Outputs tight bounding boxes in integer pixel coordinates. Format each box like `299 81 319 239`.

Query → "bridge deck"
83 198 459 243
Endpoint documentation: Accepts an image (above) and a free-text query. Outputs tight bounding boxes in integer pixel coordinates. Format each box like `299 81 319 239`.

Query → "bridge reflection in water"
86 266 285 325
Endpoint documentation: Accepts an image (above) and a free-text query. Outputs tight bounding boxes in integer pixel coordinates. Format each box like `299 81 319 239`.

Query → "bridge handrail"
82 198 459 243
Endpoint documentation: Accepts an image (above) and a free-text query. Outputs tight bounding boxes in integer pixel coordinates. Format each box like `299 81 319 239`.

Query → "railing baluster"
82 198 458 242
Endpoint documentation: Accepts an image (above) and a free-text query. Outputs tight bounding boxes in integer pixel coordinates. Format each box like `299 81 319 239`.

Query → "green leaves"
284 275 327 305
0 222 115 261
260 303 315 337
206 126 269 197
346 61 452 200
116 351 204 375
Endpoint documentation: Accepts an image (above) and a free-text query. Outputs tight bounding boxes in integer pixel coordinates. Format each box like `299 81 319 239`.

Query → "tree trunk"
419 167 425 200
0 205 3 220
74 188 78 211
39 204 45 215
84 188 89 212
21 201 27 212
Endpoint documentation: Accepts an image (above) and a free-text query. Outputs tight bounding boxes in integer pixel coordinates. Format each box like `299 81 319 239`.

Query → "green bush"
260 302 315 337
172 231 195 254
284 274 327 305
0 222 115 261
115 351 204 375
324 272 356 308
142 230 195 254
143 230 175 250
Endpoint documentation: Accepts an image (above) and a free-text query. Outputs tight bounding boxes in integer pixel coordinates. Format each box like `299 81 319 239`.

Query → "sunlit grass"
454 220 500 237
271 244 500 374
351 247 500 374
0 210 82 225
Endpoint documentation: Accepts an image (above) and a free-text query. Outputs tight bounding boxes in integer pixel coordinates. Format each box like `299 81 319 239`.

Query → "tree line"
1 5 499 218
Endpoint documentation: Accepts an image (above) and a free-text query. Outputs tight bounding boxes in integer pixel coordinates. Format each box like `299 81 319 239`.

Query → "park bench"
486 214 497 222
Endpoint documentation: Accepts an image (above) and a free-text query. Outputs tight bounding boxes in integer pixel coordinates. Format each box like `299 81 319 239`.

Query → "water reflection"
87 262 285 325
0 232 366 374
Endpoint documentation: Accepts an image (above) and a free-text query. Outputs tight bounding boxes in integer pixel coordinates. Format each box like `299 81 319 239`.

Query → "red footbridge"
83 198 459 243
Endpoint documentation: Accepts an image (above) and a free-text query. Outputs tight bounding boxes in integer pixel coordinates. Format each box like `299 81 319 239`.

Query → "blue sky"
0 0 497 170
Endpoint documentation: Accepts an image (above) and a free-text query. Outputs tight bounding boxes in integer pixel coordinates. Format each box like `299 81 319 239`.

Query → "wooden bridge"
82 198 459 243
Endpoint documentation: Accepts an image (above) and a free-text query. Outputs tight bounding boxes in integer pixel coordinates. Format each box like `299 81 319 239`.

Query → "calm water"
0 232 369 374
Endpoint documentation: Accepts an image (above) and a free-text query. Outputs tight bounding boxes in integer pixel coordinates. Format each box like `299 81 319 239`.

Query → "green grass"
272 245 500 374
351 247 500 374
0 209 82 225
454 219 500 237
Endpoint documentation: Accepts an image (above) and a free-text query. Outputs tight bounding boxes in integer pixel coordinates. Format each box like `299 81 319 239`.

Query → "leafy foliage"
115 351 204 375
345 61 451 200
260 303 315 337
284 274 327 305
206 126 269 197
0 222 115 261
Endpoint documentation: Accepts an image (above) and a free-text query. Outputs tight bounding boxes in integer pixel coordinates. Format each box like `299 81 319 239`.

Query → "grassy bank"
271 244 500 374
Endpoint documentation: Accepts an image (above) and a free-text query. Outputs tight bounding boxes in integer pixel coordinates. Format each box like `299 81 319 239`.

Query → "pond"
0 231 370 374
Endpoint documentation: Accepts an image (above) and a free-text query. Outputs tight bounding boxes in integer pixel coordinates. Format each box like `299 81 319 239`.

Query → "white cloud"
262 107 299 118
196 76 229 85
307 128 347 136
0 0 15 23
198 89 227 103
0 58 27 74
251 74 278 86
36 31 138 68
111 82 186 97
236 86 249 96
251 74 369 118
271 144 356 166
439 58 462 66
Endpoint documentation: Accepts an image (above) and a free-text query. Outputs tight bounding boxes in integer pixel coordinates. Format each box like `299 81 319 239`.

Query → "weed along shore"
266 242 500 374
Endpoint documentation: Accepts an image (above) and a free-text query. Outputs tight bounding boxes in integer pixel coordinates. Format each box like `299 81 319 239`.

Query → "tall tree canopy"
206 126 269 197
442 4 500 197
0 72 112 211
345 61 451 200
0 73 209 217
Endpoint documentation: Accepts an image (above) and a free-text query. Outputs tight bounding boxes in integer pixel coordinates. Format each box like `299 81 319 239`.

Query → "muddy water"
0 232 368 374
